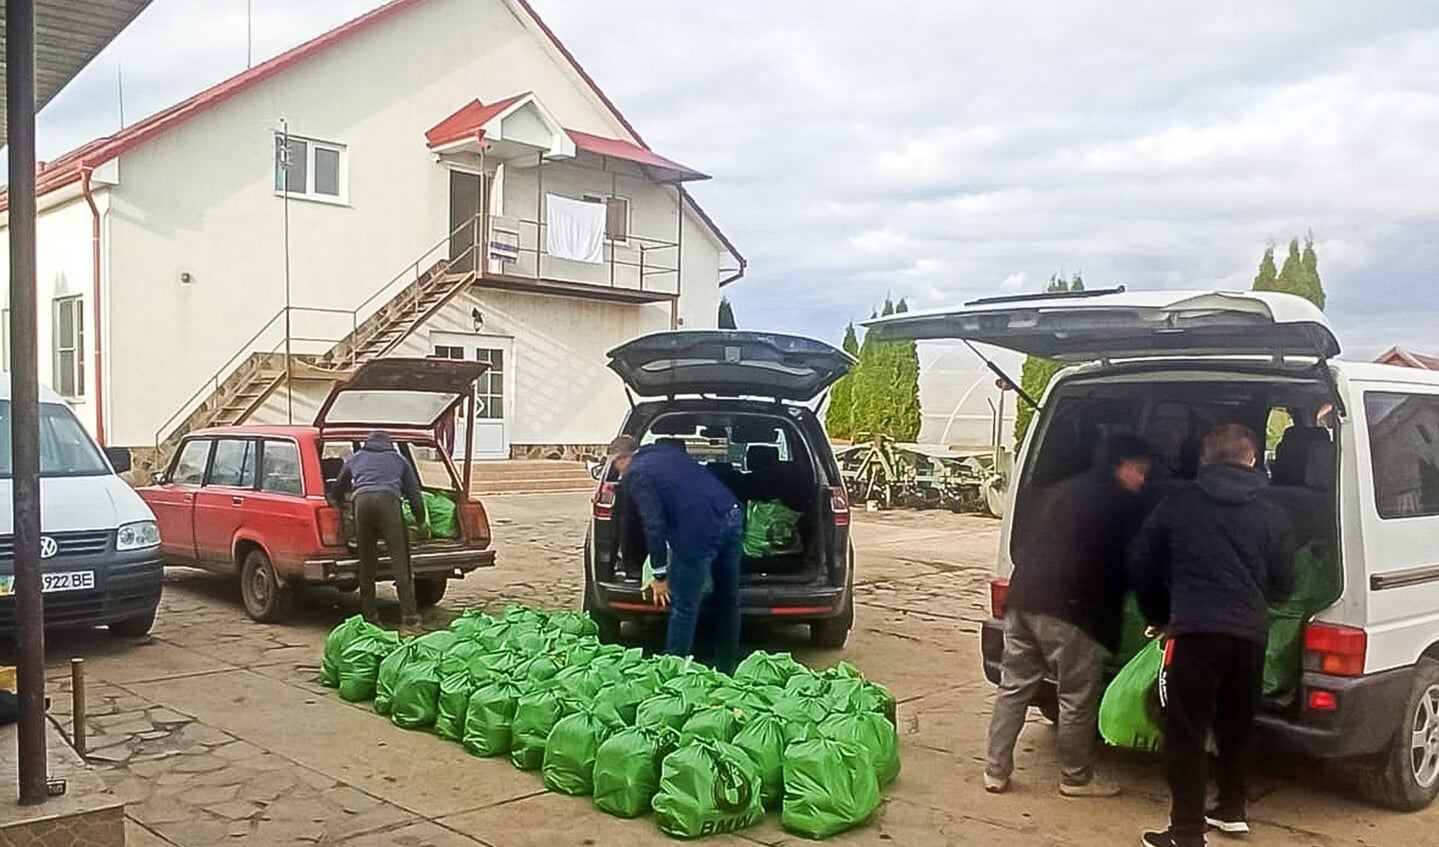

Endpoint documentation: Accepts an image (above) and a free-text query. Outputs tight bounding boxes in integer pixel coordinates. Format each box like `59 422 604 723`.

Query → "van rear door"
607 331 855 402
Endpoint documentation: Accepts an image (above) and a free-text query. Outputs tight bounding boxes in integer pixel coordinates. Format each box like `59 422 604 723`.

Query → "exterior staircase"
470 460 597 495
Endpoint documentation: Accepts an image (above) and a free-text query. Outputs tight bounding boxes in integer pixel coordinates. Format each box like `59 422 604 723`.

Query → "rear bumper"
302 547 496 584
592 579 846 620
0 548 162 630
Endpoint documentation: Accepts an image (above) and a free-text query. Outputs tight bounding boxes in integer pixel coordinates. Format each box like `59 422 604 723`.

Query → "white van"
0 376 162 636
868 288 1439 810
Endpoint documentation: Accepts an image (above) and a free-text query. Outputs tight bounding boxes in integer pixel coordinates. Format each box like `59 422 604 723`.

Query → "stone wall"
509 444 604 462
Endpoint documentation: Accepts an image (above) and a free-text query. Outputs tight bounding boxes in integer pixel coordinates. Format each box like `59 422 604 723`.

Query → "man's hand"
649 578 670 608
415 523 431 542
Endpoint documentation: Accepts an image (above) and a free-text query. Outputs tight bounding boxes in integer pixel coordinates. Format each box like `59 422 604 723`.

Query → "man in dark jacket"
331 431 428 630
607 435 744 673
985 434 1153 797
1129 423 1296 847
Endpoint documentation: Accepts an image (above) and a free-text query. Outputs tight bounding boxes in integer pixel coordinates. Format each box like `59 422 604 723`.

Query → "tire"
811 547 856 649
414 577 448 609
582 532 624 643
239 548 296 623
1358 659 1439 811
108 608 157 638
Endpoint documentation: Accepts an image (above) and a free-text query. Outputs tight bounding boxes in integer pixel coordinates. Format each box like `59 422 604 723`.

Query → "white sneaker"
1059 777 1121 798
983 772 1010 794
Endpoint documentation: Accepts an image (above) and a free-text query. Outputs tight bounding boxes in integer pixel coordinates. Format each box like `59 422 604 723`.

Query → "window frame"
274 133 348 205
581 193 631 245
169 438 214 487
2 307 9 372
257 437 307 497
204 437 259 491
52 295 84 399
1363 389 1439 521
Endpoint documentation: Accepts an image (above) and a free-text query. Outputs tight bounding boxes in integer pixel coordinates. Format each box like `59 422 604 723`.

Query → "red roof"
424 95 527 149
1 0 745 279
1374 346 1439 370
568 130 708 181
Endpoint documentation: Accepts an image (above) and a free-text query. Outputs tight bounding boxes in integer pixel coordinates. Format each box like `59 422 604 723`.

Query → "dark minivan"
583 330 857 647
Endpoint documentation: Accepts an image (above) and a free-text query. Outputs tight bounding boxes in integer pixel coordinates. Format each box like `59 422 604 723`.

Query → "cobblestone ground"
21 494 1439 846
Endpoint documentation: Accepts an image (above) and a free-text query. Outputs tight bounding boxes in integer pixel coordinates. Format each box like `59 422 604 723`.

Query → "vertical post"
8 0 48 806
462 393 477 492
70 659 86 759
279 119 294 423
535 152 544 281
675 186 685 302
608 167 617 289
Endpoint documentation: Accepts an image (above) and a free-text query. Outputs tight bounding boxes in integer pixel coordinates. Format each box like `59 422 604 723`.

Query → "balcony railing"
475 213 680 296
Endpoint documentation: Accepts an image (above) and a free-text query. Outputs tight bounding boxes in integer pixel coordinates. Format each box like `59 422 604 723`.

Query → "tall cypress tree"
826 323 860 439
1275 238 1305 298
850 310 881 437
1254 237 1324 310
1300 234 1325 310
1253 245 1278 291
717 298 737 329
893 299 922 441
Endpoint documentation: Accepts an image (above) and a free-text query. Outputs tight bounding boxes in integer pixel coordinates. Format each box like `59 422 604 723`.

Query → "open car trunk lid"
607 331 855 401
863 289 1340 362
313 357 490 430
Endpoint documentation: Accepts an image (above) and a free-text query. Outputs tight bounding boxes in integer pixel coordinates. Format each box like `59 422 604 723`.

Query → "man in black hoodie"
985 434 1153 797
1130 424 1296 847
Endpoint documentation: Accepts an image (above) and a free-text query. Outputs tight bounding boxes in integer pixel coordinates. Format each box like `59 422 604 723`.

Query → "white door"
432 334 513 460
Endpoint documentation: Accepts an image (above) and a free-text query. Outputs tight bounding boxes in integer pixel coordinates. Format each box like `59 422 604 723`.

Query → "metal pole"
70 659 86 759
608 166 616 289
7 0 48 806
279 119 293 423
462 393 477 492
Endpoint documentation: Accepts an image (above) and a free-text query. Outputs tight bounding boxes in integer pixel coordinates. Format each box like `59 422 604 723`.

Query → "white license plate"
0 570 96 597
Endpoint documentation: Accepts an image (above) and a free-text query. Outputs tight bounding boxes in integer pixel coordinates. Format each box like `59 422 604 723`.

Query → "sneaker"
1141 829 1204 847
1205 808 1250 836
1059 777 1121 798
982 772 1010 794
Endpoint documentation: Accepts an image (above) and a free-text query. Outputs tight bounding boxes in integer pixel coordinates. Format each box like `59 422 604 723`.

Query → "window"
0 402 111 479
207 439 257 488
274 134 345 202
53 296 83 398
1366 391 1439 519
171 440 212 486
260 440 304 495
582 194 630 243
475 348 505 420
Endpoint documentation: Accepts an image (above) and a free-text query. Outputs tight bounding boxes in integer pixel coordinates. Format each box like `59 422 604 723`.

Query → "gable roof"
424 95 529 149
2 0 746 281
1374 346 1439 370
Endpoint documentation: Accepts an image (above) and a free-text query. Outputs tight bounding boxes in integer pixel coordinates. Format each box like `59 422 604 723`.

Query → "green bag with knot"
709 681 774 714
732 710 788 808
1098 637 1165 753
541 702 625 796
681 704 743 745
636 690 696 734
593 726 679 818
389 640 451 730
447 609 495 640
462 677 524 757
552 663 601 702
320 615 373 687
820 710 900 787
734 650 807 688
770 681 832 732
652 738 765 839
510 686 573 771
595 676 652 725
781 734 881 839
742 500 803 557
374 637 434 716
821 662 896 723
547 610 600 639
433 669 475 741
336 628 401 702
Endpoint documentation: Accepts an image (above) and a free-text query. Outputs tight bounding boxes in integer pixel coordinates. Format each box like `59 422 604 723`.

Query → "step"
472 460 593 478
472 477 596 495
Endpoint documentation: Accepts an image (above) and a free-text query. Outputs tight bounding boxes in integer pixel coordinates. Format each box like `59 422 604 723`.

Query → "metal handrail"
488 213 679 290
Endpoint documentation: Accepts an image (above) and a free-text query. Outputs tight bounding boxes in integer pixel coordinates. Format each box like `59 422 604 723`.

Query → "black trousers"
354 492 416 622
1163 634 1264 845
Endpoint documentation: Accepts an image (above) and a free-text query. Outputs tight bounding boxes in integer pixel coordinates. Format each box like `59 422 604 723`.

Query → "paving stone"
295 767 339 791
129 798 195 826
87 742 135 764
249 816 327 845
104 776 153 805
91 716 155 736
180 783 242 806
153 816 234 846
171 754 229 774
148 708 193 725
325 785 379 815
178 723 236 747
207 799 265 820
128 758 176 779
214 740 266 761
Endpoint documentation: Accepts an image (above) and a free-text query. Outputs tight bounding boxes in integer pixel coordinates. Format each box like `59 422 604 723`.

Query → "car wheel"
581 558 623 643
240 548 295 623
414 577 448 609
810 592 854 649
1358 659 1439 811
108 609 157 638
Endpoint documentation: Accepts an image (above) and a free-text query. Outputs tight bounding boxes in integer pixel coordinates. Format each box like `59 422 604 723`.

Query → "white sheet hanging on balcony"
545 193 606 264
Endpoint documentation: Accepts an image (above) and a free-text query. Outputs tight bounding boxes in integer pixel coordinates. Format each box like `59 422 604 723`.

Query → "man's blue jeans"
664 505 744 674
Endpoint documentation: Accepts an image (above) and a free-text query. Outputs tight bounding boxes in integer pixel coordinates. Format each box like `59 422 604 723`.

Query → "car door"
244 438 316 579
192 437 258 570
148 438 211 564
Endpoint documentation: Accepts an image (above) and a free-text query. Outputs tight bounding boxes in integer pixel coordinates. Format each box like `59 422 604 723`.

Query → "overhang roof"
567 129 708 182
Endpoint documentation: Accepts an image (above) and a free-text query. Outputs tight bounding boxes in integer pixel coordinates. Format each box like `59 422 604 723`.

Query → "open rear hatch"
863 289 1339 361
314 357 490 431
607 331 855 401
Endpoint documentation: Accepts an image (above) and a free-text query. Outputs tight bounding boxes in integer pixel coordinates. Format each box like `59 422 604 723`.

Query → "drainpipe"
80 166 106 446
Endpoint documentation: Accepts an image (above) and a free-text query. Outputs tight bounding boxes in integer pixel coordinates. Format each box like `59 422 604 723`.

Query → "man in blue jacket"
607 435 744 673
331 431 428 631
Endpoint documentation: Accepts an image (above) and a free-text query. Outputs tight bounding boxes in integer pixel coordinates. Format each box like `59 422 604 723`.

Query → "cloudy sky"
34 0 1439 357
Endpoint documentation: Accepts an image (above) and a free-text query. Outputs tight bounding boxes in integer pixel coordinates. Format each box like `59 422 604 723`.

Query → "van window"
208 439 257 489
171 439 211 486
1364 391 1439 519
0 401 111 479
260 441 304 496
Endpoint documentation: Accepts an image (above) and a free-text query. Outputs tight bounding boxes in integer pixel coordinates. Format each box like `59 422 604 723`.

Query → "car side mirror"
105 447 132 474
151 471 168 486
588 461 604 481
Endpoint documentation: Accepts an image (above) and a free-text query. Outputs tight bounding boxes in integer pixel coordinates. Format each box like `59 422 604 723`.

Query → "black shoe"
1141 830 1204 847
1205 807 1250 836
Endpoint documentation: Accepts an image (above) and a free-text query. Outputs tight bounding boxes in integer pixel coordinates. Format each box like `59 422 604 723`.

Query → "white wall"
100 0 730 447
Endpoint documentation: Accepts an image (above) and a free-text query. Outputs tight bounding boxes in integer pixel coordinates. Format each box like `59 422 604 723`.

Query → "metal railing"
486 213 679 294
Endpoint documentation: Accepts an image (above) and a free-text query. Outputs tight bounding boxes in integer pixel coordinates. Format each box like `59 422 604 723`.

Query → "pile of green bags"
742 500 804 558
401 490 461 540
318 606 899 840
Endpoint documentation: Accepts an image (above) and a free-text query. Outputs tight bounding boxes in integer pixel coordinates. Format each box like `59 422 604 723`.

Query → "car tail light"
1307 689 1338 711
830 486 850 527
990 578 1010 618
460 501 491 546
317 506 343 548
593 482 617 521
1304 623 1367 677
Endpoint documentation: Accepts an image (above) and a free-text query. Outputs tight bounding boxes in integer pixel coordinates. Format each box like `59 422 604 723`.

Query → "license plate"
0 571 96 597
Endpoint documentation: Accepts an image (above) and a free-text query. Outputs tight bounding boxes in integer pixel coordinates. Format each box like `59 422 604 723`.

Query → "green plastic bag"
462 677 524 757
709 681 773 714
732 711 787 808
401 490 459 540
1099 638 1165 752
637 691 696 733
653 738 766 839
541 703 624 796
734 651 807 688
820 710 900 787
548 611 600 639
595 677 652 725
510 687 571 771
742 500 803 557
771 683 832 728
447 609 495 640
681 705 742 745
374 639 428 716
593 726 677 818
662 670 719 705
781 736 881 839
321 615 373 687
336 628 401 702
1264 545 1342 699
389 644 447 730
434 670 476 741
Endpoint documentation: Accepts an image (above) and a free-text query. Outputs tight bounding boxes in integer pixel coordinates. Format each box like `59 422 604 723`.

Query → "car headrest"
320 457 345 481
1305 436 1337 491
1273 425 1329 487
656 437 688 453
747 445 780 472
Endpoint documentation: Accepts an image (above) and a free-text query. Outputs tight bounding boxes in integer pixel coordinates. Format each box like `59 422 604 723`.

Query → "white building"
0 0 743 474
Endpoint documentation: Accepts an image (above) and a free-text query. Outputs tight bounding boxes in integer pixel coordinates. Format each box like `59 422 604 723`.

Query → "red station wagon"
140 359 497 622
